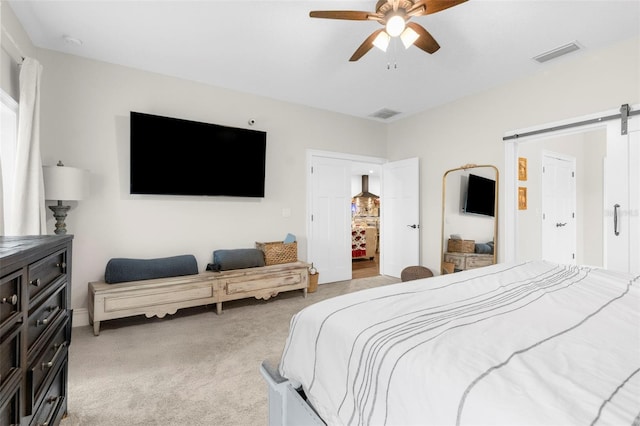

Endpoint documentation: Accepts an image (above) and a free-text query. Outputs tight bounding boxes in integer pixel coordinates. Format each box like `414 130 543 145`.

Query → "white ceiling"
7 0 640 122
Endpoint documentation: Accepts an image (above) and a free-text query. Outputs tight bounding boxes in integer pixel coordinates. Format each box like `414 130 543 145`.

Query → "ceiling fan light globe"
373 31 390 52
400 27 419 48
386 15 405 37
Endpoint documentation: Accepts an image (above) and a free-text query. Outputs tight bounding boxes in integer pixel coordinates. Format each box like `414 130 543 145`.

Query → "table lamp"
43 161 89 235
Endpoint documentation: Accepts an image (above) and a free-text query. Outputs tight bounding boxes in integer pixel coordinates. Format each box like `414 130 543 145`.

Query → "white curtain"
8 57 45 235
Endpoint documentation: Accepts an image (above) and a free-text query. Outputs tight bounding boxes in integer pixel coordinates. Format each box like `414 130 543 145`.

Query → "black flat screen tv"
463 173 495 217
130 111 266 197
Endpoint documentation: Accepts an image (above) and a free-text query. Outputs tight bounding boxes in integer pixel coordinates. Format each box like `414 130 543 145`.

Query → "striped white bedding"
279 261 640 426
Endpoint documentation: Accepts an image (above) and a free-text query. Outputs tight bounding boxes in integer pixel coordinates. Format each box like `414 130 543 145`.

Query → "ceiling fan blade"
408 0 468 17
349 29 385 62
310 10 377 21
406 22 440 54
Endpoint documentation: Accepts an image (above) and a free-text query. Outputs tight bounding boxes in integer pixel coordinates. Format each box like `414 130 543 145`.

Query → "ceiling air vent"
533 41 581 63
369 108 401 120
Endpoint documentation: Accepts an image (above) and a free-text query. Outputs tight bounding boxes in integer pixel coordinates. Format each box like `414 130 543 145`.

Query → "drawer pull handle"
31 278 42 287
37 395 62 426
42 342 66 370
56 262 67 270
0 294 17 305
36 307 59 326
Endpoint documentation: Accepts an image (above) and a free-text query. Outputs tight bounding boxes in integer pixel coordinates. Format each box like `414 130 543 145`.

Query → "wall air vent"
533 41 581 63
369 108 401 120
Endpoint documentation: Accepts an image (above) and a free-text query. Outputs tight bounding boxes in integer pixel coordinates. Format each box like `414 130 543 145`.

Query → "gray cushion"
104 254 198 284
475 243 494 254
209 248 265 271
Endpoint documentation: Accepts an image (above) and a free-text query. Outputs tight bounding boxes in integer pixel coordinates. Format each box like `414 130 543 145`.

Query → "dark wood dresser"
0 235 72 426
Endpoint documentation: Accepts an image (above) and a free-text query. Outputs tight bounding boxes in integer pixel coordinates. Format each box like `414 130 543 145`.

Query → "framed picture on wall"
518 157 527 181
518 186 527 210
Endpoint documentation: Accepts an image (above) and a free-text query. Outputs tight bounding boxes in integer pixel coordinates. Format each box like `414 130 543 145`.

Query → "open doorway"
514 129 604 266
307 151 386 284
307 150 420 284
351 164 381 279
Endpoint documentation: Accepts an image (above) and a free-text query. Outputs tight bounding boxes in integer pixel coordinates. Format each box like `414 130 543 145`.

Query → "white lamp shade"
373 31 390 52
43 165 89 201
400 27 419 49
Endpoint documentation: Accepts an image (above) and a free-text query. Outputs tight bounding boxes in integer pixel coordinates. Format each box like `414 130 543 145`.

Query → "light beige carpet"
61 275 400 426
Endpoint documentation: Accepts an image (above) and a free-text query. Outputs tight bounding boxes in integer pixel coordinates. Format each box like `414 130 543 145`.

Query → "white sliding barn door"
605 117 639 273
308 156 352 284
381 158 420 277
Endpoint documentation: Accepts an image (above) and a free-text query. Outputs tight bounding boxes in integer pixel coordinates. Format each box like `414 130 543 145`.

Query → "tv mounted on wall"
463 173 496 217
130 111 266 197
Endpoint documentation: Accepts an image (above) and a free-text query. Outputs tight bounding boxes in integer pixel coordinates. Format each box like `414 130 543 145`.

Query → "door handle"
555 222 567 227
407 224 419 229
614 204 620 236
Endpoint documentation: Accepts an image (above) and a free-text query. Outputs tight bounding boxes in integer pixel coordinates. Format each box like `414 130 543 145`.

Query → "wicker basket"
308 272 319 293
255 241 298 265
447 239 475 253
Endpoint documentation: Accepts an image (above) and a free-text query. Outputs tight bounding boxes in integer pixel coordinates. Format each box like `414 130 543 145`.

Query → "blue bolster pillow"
208 248 265 272
104 254 199 284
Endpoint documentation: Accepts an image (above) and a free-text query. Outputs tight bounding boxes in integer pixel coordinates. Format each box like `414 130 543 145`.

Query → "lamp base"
49 201 71 235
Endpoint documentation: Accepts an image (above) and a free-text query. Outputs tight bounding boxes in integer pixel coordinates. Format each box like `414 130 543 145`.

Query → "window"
0 89 19 232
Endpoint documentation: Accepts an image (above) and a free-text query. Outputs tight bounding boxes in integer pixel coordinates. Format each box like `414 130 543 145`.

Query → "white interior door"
308 156 352 284
605 117 639 273
541 153 576 264
381 157 420 277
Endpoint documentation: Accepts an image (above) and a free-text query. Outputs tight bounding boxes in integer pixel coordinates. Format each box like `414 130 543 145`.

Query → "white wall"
31 49 387 311
387 36 639 273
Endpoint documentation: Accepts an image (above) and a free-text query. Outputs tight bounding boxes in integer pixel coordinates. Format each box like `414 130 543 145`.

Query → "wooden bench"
88 261 309 336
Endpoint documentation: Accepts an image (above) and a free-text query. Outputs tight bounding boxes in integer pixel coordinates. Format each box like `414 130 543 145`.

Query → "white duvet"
279 261 640 426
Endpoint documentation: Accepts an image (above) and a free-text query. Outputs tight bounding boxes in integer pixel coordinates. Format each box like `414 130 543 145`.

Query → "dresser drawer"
29 362 66 426
443 253 465 270
0 381 20 426
28 318 68 414
224 270 305 295
466 255 494 269
444 253 494 272
27 285 66 353
0 324 21 392
103 283 214 313
0 270 22 335
27 249 67 305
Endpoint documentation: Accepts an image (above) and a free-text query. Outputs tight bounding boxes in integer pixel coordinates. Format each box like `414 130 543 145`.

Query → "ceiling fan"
310 0 468 61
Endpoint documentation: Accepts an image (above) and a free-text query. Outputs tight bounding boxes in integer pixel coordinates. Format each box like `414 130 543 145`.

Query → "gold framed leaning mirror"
441 164 499 274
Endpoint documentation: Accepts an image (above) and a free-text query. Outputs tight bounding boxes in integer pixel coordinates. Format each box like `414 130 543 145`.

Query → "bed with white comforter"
278 261 640 425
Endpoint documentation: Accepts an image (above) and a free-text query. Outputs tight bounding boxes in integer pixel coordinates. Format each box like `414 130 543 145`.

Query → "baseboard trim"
72 307 89 327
